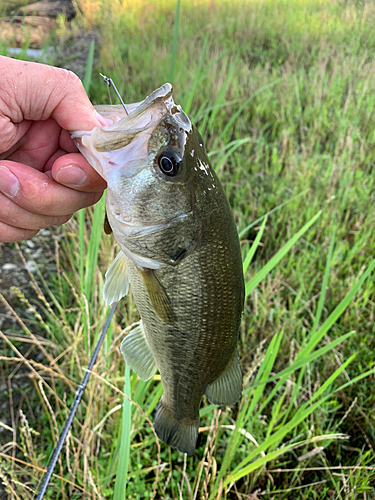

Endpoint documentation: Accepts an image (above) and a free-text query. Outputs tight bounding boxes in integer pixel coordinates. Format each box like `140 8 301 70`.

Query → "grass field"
1 0 375 498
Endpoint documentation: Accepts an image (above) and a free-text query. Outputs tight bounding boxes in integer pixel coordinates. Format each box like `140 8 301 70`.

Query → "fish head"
72 84 199 225
72 84 224 267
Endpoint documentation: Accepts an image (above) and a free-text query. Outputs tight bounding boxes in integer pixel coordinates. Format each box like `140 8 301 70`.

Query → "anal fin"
120 321 157 381
205 350 242 406
103 251 129 305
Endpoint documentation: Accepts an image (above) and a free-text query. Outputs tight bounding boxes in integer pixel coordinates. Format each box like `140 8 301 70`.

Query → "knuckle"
0 195 13 222
58 68 84 96
61 68 81 87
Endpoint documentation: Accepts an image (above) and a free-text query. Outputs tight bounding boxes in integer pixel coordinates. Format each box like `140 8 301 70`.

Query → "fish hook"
100 73 129 115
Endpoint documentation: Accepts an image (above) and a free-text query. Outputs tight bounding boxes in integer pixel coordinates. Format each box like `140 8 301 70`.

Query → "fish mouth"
71 83 192 182
123 83 190 128
97 84 190 150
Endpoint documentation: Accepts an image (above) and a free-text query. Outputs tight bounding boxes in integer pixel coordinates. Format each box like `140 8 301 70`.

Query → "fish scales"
126 198 243 413
71 83 244 455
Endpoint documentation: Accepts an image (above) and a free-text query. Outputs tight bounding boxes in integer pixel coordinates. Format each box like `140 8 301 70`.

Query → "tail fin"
154 399 199 456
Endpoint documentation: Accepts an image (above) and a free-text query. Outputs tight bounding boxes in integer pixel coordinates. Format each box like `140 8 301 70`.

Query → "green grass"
1 0 375 498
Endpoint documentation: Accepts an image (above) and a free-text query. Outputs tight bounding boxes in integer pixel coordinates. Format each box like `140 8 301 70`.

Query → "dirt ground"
1 0 100 78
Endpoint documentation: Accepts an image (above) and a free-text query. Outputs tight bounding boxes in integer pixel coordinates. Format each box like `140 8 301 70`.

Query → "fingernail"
55 165 87 186
0 166 20 197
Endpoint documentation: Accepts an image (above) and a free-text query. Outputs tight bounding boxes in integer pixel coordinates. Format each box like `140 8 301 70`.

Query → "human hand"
0 56 107 242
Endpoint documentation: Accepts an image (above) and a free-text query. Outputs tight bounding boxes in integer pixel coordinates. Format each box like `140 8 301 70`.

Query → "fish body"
71 84 244 455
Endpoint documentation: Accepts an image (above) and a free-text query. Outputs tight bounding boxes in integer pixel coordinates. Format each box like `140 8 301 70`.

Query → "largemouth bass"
71 84 244 455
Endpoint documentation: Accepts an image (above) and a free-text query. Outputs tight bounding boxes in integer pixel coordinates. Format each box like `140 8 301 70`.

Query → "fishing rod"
35 301 118 499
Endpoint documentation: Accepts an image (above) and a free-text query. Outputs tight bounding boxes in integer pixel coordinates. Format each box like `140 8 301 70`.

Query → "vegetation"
1 0 375 498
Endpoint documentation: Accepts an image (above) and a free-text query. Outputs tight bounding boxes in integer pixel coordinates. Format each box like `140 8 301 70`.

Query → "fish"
71 83 244 455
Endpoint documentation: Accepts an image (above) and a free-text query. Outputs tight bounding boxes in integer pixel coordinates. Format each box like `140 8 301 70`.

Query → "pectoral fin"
103 251 129 305
137 267 175 324
120 321 157 381
205 351 242 406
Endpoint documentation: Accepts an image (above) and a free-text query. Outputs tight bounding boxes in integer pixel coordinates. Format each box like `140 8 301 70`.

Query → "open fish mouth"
72 84 173 152
72 83 190 148
71 83 191 182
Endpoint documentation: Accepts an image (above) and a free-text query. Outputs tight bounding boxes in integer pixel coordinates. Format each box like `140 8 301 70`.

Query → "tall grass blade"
245 329 284 415
243 332 354 394
113 365 131 500
83 40 95 93
245 211 322 297
84 197 105 301
211 79 281 150
297 258 375 359
238 190 309 239
229 358 355 483
78 209 85 295
78 40 96 297
213 138 252 173
169 0 181 84
183 33 208 115
243 216 267 273
194 98 241 122
282 231 335 423
207 62 234 133
311 230 335 334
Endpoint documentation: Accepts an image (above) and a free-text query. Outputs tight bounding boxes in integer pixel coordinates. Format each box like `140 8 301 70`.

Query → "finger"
1 57 101 131
0 162 104 216
4 118 60 170
0 120 31 158
0 192 72 230
44 149 67 172
59 129 79 153
0 220 39 243
52 153 107 192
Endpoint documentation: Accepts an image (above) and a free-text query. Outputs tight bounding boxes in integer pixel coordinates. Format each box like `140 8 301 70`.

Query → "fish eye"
157 151 181 176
